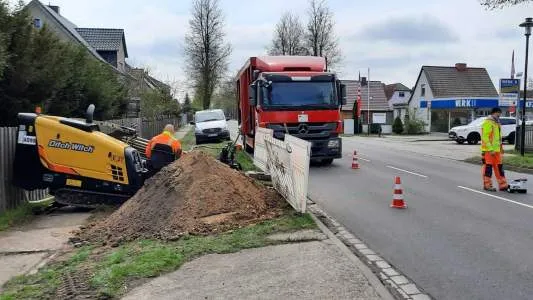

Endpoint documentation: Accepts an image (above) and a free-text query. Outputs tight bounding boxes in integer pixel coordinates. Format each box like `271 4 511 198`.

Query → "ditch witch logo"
48 140 95 153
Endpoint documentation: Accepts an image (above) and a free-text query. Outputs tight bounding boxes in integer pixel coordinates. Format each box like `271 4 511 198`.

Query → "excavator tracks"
53 188 131 208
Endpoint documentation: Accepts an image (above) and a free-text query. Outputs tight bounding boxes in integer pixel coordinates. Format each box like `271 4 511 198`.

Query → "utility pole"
519 17 532 156
367 67 371 136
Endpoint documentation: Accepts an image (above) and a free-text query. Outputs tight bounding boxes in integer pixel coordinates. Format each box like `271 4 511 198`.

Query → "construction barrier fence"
262 131 311 213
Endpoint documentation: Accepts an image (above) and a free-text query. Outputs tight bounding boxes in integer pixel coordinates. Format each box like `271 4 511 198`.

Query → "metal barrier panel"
264 134 310 213
253 127 273 172
285 135 311 213
344 119 354 135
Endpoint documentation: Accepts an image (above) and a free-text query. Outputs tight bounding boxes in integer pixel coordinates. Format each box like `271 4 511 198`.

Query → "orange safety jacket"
145 131 182 159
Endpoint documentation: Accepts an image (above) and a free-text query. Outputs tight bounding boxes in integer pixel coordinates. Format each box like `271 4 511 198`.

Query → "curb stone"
307 199 433 300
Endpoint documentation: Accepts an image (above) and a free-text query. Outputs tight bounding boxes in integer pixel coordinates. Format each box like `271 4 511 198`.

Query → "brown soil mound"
78 151 282 244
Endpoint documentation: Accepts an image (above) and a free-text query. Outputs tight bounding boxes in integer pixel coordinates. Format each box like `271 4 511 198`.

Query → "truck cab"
237 56 346 165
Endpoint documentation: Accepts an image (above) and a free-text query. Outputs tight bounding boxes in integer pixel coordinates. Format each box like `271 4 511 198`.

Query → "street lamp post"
519 17 533 156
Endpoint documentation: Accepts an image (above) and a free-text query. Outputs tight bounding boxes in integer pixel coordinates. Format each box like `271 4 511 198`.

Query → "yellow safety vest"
481 118 502 152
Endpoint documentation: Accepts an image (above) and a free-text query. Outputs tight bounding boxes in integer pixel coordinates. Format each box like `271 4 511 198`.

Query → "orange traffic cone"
352 151 360 169
391 176 407 209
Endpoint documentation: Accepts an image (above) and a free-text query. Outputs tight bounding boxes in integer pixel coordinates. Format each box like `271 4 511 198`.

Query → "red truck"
236 56 346 165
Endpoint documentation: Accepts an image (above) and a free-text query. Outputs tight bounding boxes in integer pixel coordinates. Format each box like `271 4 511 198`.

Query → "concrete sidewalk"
0 207 90 289
175 124 191 140
123 230 392 300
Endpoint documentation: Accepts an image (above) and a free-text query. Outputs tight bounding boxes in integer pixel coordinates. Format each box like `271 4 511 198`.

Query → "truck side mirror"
249 84 257 106
340 84 347 105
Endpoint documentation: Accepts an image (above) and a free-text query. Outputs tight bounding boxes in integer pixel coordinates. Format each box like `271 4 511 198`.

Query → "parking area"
343 135 515 161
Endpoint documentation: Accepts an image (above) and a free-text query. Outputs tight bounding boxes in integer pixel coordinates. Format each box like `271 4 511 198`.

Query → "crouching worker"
481 107 509 192
145 124 182 176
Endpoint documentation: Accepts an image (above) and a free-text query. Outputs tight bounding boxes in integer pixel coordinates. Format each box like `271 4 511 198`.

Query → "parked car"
449 117 516 145
191 109 231 144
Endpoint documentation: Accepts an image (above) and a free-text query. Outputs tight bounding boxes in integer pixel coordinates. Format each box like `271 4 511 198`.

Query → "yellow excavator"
13 105 151 207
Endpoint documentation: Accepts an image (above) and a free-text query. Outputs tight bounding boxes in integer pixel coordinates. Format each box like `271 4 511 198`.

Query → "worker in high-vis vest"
481 107 508 192
145 124 181 161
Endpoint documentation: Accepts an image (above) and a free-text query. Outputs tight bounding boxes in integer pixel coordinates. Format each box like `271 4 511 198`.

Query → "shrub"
404 119 426 134
392 117 404 134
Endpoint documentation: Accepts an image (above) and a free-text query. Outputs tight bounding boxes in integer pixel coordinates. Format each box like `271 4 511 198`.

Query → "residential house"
76 28 128 73
341 80 393 133
26 1 170 118
384 83 412 123
408 63 499 133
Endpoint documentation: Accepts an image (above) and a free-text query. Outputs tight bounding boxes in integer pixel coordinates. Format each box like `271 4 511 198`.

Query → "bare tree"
479 0 531 9
269 12 307 56
184 0 231 110
306 0 341 68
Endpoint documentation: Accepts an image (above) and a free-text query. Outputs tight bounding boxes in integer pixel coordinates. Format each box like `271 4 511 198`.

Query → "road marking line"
386 165 428 178
457 186 533 209
359 157 371 162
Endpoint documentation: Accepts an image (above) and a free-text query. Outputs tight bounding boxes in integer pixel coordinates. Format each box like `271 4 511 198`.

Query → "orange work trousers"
482 152 508 190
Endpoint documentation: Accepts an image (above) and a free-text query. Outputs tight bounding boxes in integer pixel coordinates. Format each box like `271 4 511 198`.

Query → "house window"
33 18 42 29
421 84 426 97
399 91 405 98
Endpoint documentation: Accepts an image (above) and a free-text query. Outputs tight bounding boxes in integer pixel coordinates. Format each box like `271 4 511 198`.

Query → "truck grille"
267 123 337 140
202 128 221 134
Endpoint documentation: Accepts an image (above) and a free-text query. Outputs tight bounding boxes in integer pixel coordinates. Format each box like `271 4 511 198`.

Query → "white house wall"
409 71 433 132
27 4 75 43
117 40 126 73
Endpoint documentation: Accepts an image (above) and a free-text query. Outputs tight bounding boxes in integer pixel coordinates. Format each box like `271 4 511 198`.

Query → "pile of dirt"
77 151 283 244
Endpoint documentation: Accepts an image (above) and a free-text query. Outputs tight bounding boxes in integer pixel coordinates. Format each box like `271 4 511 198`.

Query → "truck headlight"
195 128 202 134
328 139 340 148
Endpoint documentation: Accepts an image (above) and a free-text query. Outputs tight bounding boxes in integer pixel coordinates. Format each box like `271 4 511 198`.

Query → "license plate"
298 114 309 122
208 134 217 137
66 179 82 187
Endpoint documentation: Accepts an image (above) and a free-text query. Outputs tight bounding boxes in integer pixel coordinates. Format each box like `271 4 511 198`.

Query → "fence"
515 125 533 152
0 127 48 213
103 116 182 139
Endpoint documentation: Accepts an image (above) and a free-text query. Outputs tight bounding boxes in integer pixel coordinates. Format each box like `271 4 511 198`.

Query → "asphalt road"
309 137 533 300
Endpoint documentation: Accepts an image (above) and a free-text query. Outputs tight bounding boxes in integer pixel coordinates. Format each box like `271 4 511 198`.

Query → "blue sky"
10 0 533 93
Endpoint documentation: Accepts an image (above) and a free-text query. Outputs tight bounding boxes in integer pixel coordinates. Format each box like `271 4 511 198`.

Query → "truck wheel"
467 133 480 145
508 132 516 145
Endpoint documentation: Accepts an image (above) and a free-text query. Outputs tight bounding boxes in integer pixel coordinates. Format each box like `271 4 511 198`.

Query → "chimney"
48 5 60 14
455 63 467 71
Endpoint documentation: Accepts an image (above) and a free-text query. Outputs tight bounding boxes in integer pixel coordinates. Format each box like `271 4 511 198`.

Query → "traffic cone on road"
352 151 360 169
391 176 407 209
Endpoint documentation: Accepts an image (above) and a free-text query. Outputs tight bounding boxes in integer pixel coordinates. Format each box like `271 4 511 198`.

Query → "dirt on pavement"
77 151 283 245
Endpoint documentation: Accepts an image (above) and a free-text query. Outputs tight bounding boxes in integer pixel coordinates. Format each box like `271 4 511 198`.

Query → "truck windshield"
262 81 336 108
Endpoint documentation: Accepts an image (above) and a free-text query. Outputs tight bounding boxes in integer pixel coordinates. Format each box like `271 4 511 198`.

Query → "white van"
192 109 230 144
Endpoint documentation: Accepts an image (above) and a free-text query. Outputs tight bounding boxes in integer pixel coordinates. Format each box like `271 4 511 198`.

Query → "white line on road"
457 186 533 209
386 165 428 178
359 157 371 162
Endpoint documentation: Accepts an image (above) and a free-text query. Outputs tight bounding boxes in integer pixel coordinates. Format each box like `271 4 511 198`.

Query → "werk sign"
455 99 477 108
48 140 95 153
